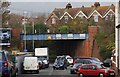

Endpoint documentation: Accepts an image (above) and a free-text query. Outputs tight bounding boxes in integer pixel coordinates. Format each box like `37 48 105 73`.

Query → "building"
45 2 115 33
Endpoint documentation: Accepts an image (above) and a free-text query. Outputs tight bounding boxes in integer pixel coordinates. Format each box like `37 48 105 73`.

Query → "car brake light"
4 61 8 67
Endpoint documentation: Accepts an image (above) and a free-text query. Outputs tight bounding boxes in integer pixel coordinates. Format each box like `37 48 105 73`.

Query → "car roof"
74 56 92 59
82 64 96 66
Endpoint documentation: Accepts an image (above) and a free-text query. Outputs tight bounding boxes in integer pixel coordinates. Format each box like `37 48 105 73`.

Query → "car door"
81 65 89 76
89 65 98 76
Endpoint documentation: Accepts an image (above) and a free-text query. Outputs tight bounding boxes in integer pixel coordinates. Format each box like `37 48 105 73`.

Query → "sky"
9 2 116 16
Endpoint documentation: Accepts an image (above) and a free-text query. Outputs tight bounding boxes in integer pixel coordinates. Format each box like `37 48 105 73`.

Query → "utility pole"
32 19 34 51
22 11 28 51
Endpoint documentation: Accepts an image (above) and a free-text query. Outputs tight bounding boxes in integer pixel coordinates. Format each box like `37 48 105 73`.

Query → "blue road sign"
24 49 28 52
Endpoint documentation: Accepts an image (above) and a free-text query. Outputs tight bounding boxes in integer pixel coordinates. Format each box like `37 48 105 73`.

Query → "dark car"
70 63 82 74
74 57 103 65
103 58 112 68
53 57 67 70
0 50 16 77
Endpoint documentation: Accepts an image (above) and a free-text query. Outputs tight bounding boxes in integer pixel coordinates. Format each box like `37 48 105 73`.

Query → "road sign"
24 49 28 52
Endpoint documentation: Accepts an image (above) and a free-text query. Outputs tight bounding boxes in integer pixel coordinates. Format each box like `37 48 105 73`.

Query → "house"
45 2 115 33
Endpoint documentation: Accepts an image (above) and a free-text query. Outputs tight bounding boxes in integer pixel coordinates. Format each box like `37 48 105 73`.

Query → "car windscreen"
73 63 81 68
38 56 47 60
67 57 72 59
55 58 64 63
96 64 104 69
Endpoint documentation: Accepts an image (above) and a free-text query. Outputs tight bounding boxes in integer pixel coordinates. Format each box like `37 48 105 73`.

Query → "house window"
64 15 68 23
78 14 84 19
109 14 113 19
52 18 56 24
105 16 108 20
94 15 98 22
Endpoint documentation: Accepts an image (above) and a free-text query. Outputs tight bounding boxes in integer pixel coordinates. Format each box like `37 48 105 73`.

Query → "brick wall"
75 26 101 59
12 28 21 39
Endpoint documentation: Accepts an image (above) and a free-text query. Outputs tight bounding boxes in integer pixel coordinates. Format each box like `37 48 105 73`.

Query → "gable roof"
80 6 95 18
74 10 88 19
45 12 59 22
60 11 73 20
66 8 80 17
88 10 103 18
96 6 110 16
46 4 115 22
54 8 80 20
53 8 66 19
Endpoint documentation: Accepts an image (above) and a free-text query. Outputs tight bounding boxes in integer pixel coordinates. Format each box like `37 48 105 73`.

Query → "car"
38 58 43 69
74 57 103 65
0 32 10 40
91 57 103 65
70 63 82 74
103 58 112 68
64 55 73 65
37 57 49 69
53 57 67 70
0 50 16 77
77 64 115 77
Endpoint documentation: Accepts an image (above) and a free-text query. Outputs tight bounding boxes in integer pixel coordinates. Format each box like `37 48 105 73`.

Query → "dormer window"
52 18 56 24
94 15 98 22
64 15 68 23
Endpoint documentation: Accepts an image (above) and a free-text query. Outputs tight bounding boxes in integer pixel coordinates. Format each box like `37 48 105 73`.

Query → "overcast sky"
9 2 116 16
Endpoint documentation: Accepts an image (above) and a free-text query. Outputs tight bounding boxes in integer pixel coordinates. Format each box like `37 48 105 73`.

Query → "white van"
23 57 39 74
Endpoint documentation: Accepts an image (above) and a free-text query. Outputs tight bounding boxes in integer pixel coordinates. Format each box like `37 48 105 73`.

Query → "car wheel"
70 71 73 74
78 73 84 77
36 70 39 74
53 67 55 70
98 73 104 77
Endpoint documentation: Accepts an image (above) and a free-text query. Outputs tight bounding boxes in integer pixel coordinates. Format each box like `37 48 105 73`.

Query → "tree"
0 1 10 27
34 23 47 33
95 18 115 60
68 18 89 33
59 25 69 33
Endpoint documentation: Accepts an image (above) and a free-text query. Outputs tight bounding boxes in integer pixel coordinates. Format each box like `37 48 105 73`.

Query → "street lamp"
23 11 28 51
32 19 34 51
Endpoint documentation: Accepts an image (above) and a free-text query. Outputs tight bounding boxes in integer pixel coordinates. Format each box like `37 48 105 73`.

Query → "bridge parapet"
20 33 88 40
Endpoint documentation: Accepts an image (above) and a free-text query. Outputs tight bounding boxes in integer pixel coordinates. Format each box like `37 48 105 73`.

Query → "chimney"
82 5 84 8
66 3 72 9
94 2 100 7
91 5 94 7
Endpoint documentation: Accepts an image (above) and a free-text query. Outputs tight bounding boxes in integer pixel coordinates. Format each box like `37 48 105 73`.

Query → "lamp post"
23 11 28 50
32 20 34 51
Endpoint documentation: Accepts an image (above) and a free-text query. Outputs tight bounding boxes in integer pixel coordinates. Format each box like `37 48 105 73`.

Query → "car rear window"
75 59 92 64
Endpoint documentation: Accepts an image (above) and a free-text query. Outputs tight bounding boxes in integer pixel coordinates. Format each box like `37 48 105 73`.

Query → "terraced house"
45 2 115 33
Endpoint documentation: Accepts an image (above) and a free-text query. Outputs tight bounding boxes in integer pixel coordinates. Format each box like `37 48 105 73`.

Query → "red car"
77 64 115 77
